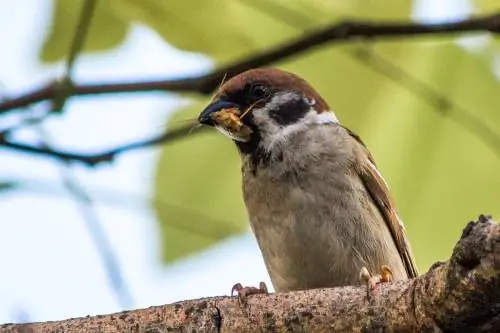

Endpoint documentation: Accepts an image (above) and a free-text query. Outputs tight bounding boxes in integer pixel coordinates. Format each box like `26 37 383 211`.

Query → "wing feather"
344 126 419 278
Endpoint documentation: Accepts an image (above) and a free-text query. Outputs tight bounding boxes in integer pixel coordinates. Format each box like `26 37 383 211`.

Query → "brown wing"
344 126 419 278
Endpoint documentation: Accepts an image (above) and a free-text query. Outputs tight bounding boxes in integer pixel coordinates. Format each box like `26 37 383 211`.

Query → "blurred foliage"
42 0 129 62
0 181 17 192
475 0 500 12
42 0 500 268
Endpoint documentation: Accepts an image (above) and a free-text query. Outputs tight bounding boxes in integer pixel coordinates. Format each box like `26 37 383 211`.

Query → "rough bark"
1 214 499 333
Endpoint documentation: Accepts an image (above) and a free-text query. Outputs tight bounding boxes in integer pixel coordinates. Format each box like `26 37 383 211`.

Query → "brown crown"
216 68 330 112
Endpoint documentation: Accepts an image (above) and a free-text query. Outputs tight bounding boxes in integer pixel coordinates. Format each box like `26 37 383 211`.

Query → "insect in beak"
198 101 254 142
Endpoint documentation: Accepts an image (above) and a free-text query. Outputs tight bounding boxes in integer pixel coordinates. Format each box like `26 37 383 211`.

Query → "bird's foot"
231 282 268 306
360 265 393 300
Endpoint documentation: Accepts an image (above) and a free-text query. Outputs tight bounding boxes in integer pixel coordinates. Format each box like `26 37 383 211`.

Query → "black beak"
198 100 241 125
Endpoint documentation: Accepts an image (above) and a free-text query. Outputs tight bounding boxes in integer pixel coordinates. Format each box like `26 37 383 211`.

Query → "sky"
0 0 471 325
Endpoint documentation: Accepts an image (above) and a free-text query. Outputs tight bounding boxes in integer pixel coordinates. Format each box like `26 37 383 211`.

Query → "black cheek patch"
268 97 310 126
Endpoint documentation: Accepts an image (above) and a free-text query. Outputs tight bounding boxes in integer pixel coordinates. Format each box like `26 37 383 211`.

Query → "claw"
380 265 393 283
231 282 268 305
360 265 394 300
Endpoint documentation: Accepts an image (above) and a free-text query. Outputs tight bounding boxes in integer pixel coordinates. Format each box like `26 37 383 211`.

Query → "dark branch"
0 13 499 113
1 13 499 166
0 124 205 166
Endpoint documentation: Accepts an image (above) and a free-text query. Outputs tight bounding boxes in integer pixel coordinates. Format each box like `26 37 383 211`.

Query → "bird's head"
198 68 339 155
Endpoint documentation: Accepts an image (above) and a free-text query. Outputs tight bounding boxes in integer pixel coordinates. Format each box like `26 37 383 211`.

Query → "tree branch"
2 13 500 166
0 125 205 166
2 214 499 332
0 13 499 113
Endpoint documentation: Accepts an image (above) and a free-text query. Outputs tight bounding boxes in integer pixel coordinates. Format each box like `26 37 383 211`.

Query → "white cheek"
308 111 339 124
252 109 277 131
251 110 266 125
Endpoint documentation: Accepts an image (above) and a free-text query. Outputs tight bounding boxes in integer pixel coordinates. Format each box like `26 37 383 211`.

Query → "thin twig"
35 124 135 309
0 124 203 165
0 176 245 241
0 13 498 113
37 0 135 310
66 0 97 76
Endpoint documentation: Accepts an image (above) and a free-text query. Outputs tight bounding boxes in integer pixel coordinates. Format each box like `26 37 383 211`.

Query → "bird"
197 68 418 298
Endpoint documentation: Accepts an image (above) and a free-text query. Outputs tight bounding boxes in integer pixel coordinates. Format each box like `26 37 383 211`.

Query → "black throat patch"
235 127 272 175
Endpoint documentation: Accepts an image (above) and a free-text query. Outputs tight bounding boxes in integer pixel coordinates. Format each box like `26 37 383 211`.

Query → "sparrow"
197 68 418 298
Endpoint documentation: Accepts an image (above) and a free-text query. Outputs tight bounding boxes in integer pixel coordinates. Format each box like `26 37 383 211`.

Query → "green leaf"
41 0 413 63
154 195 247 262
153 100 248 263
474 0 500 12
114 0 413 63
41 0 129 63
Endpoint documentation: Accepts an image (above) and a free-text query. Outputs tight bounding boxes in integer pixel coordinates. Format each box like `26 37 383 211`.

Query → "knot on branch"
431 214 500 332
453 214 498 273
50 76 75 113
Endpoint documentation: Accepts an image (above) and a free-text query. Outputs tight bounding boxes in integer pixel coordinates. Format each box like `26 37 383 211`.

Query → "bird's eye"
250 84 268 100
